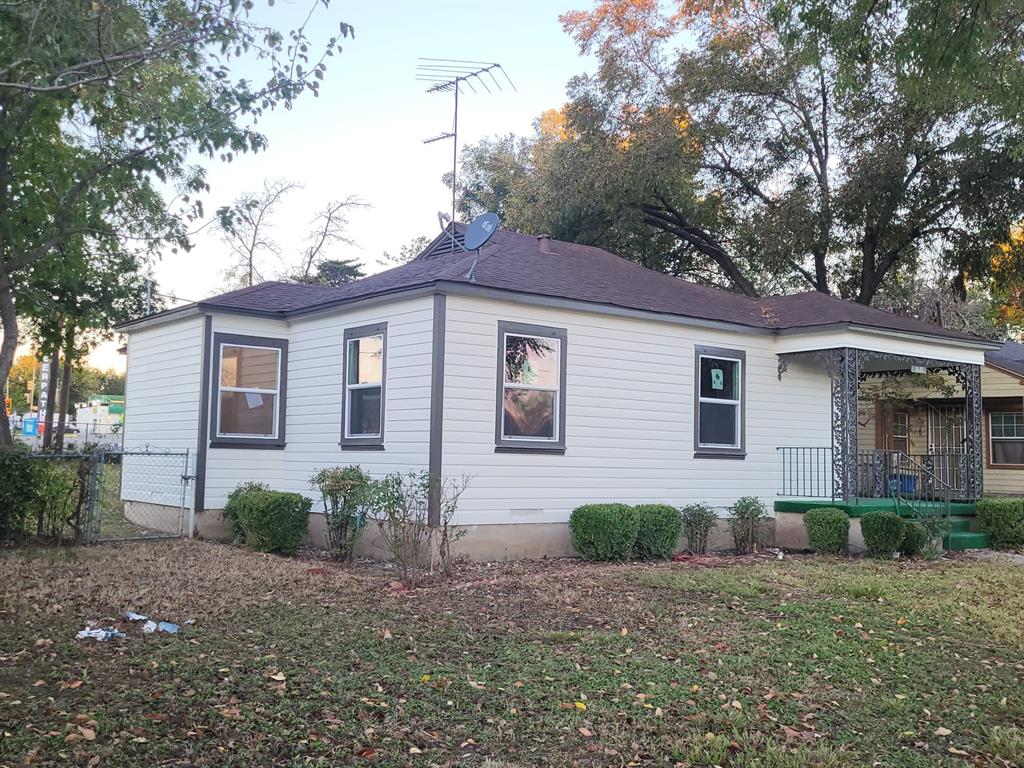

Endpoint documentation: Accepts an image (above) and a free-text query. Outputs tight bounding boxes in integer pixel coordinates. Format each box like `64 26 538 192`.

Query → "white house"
116 225 1003 557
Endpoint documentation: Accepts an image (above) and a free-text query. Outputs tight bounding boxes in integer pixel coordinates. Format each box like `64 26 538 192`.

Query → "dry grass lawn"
1 541 1023 767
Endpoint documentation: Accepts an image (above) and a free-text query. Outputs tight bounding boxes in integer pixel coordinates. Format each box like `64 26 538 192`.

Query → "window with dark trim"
495 321 567 453
342 323 386 449
694 346 745 458
210 333 288 449
990 411 1024 465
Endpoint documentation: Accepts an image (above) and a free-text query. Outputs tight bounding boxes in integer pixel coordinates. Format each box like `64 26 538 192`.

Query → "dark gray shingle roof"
986 341 1024 378
152 225 989 344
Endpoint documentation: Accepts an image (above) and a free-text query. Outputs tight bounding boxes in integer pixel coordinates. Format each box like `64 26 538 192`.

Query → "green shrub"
569 504 639 561
223 481 269 541
680 503 718 555
633 504 682 560
225 485 311 556
729 496 767 554
0 449 39 541
803 508 849 554
899 521 927 558
310 465 371 561
860 511 905 558
976 497 1024 551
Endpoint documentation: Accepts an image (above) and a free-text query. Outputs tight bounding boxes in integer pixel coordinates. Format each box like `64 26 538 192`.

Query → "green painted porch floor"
774 497 977 517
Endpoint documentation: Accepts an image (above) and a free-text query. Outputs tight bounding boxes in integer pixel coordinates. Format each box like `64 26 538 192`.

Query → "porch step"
947 519 972 533
944 531 990 551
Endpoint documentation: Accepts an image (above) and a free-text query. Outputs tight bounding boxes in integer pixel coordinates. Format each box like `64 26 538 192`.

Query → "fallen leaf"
948 746 970 756
78 726 96 741
467 676 485 689
574 701 587 711
408 746 422 754
620 627 628 636
578 727 593 737
267 671 286 682
382 628 392 641
934 727 952 737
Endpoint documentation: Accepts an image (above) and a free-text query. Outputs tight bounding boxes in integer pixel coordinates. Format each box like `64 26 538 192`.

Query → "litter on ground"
76 625 125 642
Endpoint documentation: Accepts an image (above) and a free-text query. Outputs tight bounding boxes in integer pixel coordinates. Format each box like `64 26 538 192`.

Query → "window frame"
988 410 1024 467
693 345 746 459
495 321 567 454
341 322 387 450
209 332 288 449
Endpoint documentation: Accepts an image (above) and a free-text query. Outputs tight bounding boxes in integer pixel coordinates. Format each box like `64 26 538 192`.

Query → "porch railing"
778 447 970 500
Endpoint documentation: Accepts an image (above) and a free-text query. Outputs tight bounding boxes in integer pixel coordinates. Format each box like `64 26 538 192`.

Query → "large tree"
456 0 1024 308
0 0 353 445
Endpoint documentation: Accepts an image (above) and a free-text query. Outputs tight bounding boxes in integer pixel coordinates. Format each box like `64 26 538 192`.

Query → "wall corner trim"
194 314 213 515
427 293 447 526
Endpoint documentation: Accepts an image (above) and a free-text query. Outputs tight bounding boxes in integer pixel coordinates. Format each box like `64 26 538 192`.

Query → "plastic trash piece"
142 620 157 634
157 621 179 634
76 625 125 642
125 611 148 622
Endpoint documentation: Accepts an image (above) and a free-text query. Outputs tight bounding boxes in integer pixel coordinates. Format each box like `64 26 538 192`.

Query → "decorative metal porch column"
950 363 984 499
829 347 862 501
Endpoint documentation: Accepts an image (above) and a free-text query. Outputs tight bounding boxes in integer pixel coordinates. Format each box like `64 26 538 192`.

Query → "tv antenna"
417 58 516 242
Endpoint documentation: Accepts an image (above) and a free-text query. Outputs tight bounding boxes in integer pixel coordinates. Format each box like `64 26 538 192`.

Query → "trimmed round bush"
976 497 1024 551
225 486 311 556
899 521 927 558
633 504 682 560
803 508 849 554
569 504 639 561
680 503 718 555
860 510 905 559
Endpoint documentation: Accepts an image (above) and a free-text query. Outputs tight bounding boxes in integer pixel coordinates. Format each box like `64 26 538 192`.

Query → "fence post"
84 448 106 544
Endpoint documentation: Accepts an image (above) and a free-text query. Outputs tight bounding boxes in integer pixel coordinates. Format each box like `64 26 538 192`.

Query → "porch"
776 346 985 504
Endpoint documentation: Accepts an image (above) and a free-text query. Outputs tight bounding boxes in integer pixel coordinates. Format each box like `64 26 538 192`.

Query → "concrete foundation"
184 507 776 561
124 500 186 535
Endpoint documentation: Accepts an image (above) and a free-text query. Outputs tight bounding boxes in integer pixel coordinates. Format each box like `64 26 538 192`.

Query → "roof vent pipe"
537 234 555 255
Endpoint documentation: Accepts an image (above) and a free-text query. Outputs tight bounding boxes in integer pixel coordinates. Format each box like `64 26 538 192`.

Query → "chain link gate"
84 448 194 543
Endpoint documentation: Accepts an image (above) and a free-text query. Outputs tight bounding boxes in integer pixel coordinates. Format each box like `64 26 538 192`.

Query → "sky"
74 0 596 372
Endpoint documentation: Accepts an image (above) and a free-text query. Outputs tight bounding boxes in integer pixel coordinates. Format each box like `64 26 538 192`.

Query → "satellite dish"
464 212 500 251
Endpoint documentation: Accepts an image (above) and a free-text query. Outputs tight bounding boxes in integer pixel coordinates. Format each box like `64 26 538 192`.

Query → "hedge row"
569 503 681 561
976 497 1024 551
569 497 768 561
802 508 928 558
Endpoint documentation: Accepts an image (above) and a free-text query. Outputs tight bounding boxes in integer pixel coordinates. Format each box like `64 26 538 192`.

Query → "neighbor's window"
342 323 386 447
695 347 745 455
496 322 567 451
990 411 1024 465
214 334 287 446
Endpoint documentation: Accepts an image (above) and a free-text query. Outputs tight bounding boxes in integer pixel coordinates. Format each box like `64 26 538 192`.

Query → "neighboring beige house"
857 341 1023 496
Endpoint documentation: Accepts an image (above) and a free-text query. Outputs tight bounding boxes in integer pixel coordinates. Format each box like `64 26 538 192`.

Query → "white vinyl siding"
442 295 832 525
121 315 203 452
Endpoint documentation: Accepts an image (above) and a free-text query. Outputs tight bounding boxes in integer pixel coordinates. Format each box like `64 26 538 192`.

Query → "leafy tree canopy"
455 0 1024 316
0 0 352 444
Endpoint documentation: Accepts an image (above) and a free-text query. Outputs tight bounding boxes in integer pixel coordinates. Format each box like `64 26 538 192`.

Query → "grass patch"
0 543 1022 766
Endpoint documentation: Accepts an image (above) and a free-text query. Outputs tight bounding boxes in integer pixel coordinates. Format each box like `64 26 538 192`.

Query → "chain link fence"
86 448 194 543
6 448 193 545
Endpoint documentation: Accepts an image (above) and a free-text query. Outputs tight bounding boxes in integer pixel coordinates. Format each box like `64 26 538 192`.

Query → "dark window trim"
495 320 568 453
988 409 1024 468
693 344 746 459
209 332 288 449
341 322 387 449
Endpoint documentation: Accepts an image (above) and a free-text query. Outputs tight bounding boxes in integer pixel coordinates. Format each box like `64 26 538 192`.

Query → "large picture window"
342 323 386 449
990 411 1024 466
496 321 567 452
211 333 287 448
694 346 745 457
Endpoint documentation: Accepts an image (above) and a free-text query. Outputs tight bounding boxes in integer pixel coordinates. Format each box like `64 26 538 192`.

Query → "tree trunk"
0 259 16 447
55 326 75 453
41 347 59 450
